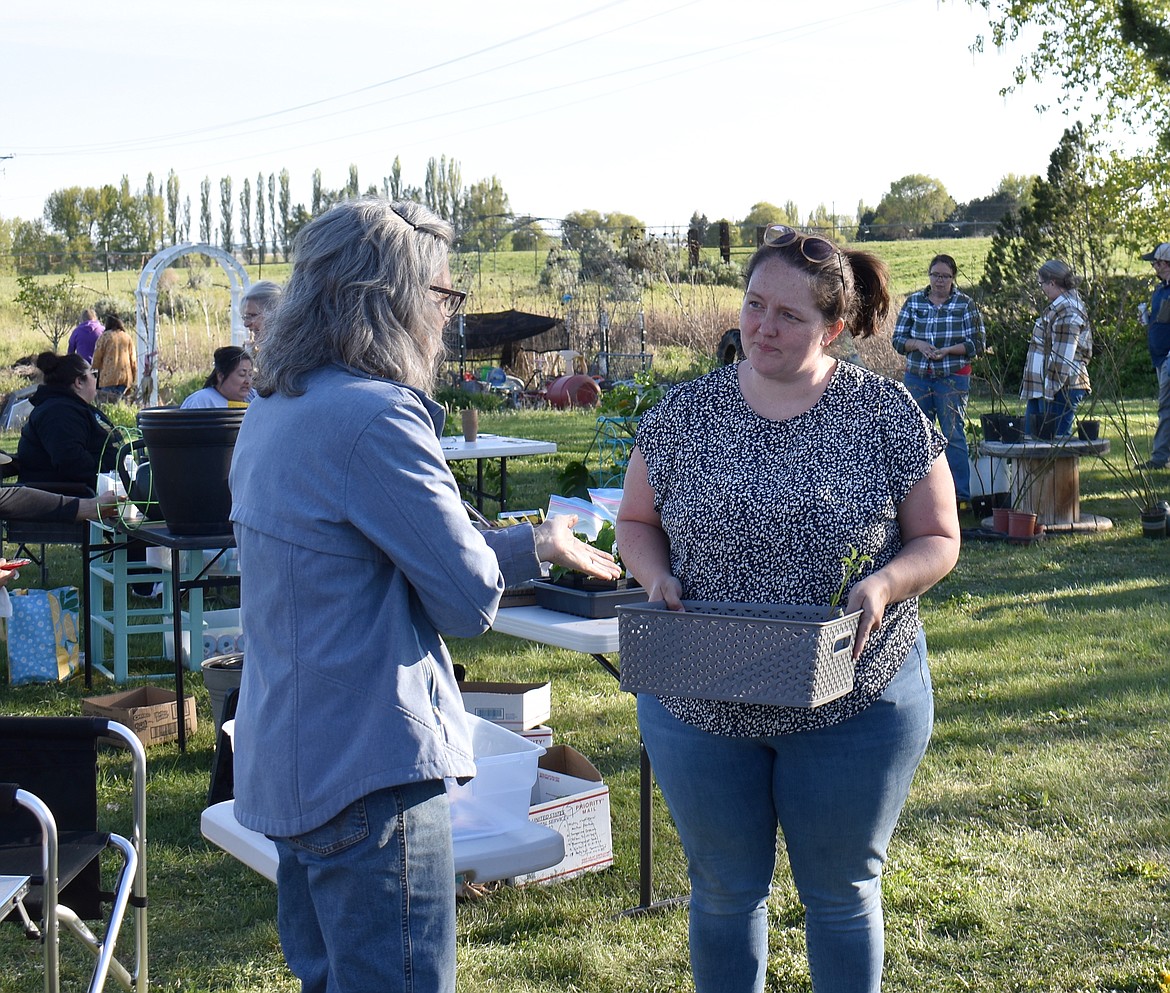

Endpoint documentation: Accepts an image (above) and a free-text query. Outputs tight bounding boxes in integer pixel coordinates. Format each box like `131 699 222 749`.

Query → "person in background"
90 315 137 398
616 224 961 993
180 346 255 408
66 308 104 363
16 352 120 489
240 280 282 354
1138 242 1170 470
229 197 618 993
892 254 985 511
1020 259 1092 438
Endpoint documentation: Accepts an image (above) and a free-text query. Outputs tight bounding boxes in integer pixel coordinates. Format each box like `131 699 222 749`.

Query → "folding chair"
0 717 148 993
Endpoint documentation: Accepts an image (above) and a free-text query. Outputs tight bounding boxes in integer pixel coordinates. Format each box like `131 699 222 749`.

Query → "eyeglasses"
241 310 264 323
430 285 466 319
929 271 954 280
762 224 846 295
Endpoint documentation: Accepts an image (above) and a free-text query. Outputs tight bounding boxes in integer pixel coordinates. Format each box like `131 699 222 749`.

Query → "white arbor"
135 244 250 406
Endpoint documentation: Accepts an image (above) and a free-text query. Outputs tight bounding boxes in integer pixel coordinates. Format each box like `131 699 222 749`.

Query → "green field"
0 238 994 392
1 400 1169 992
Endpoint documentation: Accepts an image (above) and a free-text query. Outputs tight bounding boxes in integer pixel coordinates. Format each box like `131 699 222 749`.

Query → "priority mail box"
513 745 612 885
458 681 551 730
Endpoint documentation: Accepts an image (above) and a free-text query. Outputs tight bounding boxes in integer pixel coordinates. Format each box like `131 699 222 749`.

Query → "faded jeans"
273 780 455 993
903 372 970 501
637 632 932 993
1153 358 1170 466
1025 390 1088 439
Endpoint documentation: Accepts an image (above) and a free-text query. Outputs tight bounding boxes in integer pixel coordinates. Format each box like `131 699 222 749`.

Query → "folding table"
490 604 685 916
440 434 556 512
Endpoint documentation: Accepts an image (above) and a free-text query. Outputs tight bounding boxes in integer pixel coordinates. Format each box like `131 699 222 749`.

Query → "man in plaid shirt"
892 254 986 509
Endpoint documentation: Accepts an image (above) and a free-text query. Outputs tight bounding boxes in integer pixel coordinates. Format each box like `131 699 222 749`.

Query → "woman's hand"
647 574 685 611
0 559 23 587
844 572 894 658
533 515 622 581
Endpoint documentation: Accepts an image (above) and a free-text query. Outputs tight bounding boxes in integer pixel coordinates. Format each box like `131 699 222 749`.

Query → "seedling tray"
532 579 647 619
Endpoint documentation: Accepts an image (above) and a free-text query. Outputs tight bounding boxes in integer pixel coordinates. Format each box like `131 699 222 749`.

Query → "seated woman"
16 352 121 492
180 346 255 409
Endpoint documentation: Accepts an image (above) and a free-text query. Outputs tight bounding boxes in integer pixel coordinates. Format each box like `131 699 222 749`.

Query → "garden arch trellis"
135 243 249 406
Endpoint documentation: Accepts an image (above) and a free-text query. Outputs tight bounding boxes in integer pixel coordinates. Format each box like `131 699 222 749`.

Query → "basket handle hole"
831 636 852 654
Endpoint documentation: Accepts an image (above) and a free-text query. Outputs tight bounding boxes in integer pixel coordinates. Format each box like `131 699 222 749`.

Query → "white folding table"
491 604 684 915
440 434 556 513
201 801 565 885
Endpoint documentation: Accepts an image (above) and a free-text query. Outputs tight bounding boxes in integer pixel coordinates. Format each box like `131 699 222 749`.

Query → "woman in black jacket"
17 352 120 490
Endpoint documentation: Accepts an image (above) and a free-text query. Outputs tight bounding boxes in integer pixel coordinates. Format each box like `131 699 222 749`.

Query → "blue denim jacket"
229 365 541 838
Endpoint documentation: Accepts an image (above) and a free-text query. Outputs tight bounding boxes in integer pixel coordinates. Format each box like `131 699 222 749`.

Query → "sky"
0 0 1095 233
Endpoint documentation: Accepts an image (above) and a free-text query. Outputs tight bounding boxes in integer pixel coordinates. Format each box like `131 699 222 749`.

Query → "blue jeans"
273 781 455 993
903 372 970 501
1025 391 1087 438
1153 359 1170 465
638 632 932 993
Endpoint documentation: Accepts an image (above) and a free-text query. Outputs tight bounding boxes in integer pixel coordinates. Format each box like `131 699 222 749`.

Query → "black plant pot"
1076 419 1100 441
1029 411 1059 441
982 412 1024 444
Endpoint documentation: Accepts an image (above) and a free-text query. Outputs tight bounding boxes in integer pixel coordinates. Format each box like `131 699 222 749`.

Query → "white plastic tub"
447 714 545 839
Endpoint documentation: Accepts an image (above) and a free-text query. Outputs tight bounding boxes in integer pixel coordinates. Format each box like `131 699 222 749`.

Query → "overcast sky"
1 0 1098 230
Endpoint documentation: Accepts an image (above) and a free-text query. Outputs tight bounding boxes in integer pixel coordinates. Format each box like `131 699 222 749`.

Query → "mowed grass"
2 400 1170 992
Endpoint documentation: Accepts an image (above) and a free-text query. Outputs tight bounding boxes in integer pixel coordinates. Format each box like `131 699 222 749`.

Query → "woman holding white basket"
616 225 961 993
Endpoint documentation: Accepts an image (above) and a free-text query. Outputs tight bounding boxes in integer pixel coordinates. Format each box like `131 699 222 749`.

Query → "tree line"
0 153 1041 278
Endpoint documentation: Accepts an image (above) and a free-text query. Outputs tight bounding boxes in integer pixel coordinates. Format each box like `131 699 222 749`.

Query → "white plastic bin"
447 714 545 839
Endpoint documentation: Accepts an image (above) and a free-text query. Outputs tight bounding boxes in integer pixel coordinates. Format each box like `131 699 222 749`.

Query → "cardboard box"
516 725 553 748
82 687 197 748
513 745 613 885
459 681 551 730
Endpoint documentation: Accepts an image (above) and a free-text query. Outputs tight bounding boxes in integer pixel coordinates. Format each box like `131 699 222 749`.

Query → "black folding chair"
0 717 148 993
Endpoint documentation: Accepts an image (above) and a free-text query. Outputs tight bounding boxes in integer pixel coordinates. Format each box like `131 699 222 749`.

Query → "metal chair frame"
0 718 148 993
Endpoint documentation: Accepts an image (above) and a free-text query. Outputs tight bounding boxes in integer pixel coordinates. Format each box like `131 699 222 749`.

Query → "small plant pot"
991 506 1011 533
1029 411 1058 441
1076 419 1100 441
981 413 1023 444
1140 509 1167 539
1006 510 1038 539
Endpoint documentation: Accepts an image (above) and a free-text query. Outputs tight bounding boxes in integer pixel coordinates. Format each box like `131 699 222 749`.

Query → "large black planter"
136 407 246 535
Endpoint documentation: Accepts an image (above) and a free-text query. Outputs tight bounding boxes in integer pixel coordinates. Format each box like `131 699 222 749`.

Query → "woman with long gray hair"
228 197 617 993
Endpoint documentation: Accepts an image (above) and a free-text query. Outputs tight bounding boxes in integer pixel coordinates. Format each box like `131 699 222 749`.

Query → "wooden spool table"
979 438 1112 532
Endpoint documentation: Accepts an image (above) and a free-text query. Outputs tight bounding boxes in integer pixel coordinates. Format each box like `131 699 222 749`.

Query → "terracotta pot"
1006 510 1038 539
991 506 1011 533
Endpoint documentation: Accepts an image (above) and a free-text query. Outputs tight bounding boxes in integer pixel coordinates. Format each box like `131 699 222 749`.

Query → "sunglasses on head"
762 225 846 293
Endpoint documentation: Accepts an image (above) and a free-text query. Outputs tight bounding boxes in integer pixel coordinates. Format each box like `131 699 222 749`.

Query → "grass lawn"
2 402 1169 992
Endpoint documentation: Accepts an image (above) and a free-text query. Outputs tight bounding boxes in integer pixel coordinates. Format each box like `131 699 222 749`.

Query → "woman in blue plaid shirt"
892 255 986 509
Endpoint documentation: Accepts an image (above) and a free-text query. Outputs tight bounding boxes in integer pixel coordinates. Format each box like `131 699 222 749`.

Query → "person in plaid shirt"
892 254 985 509
1019 259 1092 438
